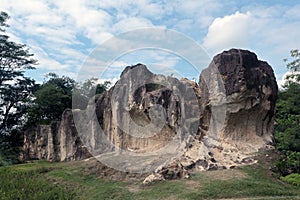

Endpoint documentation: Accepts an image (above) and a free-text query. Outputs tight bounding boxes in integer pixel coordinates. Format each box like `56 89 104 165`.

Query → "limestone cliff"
22 109 90 162
199 49 277 147
72 64 200 172
162 49 278 176
22 49 278 181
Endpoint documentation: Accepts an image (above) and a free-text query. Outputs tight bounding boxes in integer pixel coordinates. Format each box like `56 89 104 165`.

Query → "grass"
0 162 77 199
186 167 299 199
0 159 300 200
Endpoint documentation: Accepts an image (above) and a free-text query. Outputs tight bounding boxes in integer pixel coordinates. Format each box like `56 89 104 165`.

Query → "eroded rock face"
22 49 278 183
22 123 59 161
171 49 278 175
72 64 200 172
199 49 277 150
22 109 90 162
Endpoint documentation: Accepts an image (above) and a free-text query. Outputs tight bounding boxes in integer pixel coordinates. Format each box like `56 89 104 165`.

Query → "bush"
280 173 300 186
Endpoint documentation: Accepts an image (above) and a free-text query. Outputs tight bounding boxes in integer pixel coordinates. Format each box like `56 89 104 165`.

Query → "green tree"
73 78 111 109
27 73 75 124
275 49 300 175
0 11 36 165
28 76 111 124
283 49 300 84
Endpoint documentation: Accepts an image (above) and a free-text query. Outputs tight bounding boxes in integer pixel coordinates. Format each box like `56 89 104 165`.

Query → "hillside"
1 149 299 200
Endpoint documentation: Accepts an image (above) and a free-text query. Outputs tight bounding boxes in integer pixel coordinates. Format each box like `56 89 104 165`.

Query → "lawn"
0 159 299 200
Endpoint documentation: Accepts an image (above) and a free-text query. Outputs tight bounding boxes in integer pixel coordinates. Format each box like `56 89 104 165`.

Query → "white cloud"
203 11 253 52
30 44 69 70
4 0 49 15
136 1 164 19
277 71 300 89
2 0 300 85
284 4 300 20
112 17 155 33
202 5 300 87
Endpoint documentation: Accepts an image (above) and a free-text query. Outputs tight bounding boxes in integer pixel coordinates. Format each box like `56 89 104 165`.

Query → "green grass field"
0 159 299 200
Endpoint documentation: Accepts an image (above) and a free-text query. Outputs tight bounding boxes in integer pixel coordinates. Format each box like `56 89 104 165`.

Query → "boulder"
199 49 278 151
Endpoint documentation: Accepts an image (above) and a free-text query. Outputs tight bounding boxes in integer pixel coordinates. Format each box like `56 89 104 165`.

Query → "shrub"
280 173 300 186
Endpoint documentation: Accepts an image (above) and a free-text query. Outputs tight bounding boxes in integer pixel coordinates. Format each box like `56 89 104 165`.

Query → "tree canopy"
0 11 36 165
73 78 111 110
0 11 36 135
275 49 300 175
27 73 75 125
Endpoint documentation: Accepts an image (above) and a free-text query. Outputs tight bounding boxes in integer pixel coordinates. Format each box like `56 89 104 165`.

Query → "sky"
2 0 300 86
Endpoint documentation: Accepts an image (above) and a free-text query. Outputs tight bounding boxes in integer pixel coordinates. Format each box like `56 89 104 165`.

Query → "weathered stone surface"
143 173 165 185
22 109 90 161
199 49 278 150
145 49 278 182
22 49 278 183
22 122 59 161
72 64 199 173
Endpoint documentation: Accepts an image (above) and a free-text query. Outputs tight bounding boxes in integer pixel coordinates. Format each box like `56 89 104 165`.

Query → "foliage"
0 129 23 166
27 73 75 125
0 11 36 165
281 173 300 186
73 78 111 109
275 49 300 176
27 76 111 124
283 49 300 84
0 11 36 134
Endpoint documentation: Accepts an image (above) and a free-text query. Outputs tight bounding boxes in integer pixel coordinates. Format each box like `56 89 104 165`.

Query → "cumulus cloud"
203 11 253 52
202 6 300 84
2 0 300 84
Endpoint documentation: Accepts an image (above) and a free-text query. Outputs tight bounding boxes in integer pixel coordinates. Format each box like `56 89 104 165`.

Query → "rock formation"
200 49 277 146
22 49 278 182
21 109 90 162
168 49 278 175
72 63 200 172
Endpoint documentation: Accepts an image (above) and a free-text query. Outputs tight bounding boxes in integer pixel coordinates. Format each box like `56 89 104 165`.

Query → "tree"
27 75 111 124
73 78 111 109
0 11 36 134
0 11 36 165
275 49 300 175
27 73 75 124
283 49 300 86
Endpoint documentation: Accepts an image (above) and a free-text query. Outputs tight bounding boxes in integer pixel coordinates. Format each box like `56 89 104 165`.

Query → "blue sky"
2 0 300 86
